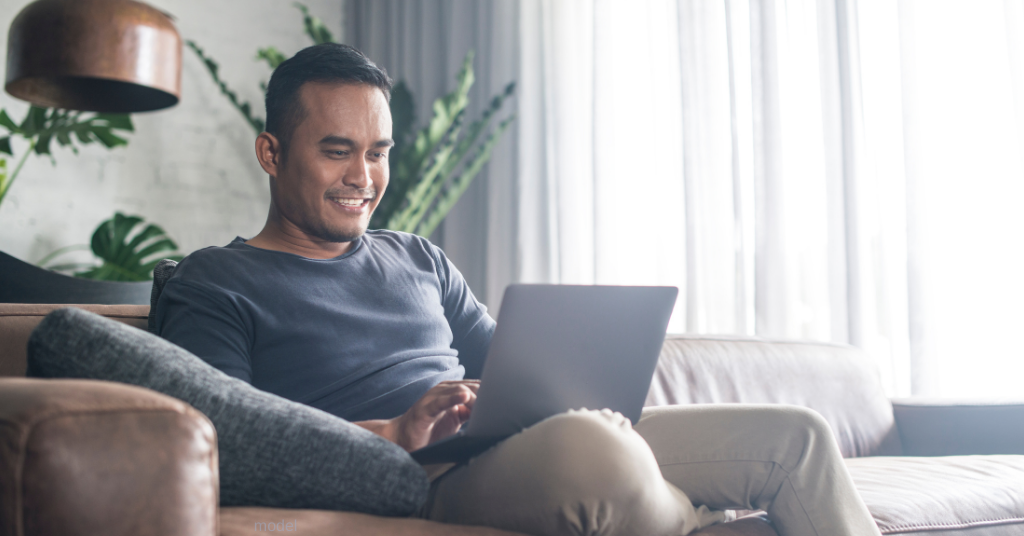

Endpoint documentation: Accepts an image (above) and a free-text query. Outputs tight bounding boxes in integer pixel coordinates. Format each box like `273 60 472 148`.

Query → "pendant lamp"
5 0 181 113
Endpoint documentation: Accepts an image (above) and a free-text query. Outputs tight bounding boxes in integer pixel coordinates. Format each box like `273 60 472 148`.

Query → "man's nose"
344 156 372 188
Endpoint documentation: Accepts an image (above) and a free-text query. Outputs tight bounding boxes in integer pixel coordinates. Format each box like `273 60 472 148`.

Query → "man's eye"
330 150 348 157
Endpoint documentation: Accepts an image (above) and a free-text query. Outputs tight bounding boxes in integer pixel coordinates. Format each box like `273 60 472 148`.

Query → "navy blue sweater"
154 231 495 421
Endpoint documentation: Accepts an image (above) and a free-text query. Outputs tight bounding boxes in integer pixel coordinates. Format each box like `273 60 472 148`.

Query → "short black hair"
264 43 392 151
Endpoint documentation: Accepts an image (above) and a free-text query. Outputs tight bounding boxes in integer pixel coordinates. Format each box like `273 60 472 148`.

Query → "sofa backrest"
0 304 148 377
645 334 902 458
2 304 903 458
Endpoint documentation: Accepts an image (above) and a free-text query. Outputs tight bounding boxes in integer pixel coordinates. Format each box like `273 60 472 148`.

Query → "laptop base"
410 433 508 465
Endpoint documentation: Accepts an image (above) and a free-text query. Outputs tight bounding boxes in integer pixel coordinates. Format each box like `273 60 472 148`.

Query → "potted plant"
0 106 183 304
188 3 516 238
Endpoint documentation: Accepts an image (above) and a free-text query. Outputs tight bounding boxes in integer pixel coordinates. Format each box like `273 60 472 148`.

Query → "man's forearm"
354 419 400 446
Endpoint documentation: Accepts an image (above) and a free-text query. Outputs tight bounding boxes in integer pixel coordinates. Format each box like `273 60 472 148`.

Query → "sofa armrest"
892 398 1024 456
0 378 218 536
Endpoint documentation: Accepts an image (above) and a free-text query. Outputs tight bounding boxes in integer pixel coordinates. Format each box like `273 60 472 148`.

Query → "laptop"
411 283 678 465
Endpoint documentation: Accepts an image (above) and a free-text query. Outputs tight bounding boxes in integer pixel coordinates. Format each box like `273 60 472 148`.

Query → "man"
156 43 881 536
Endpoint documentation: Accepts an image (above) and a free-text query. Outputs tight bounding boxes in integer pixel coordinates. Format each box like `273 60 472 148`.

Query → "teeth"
333 198 365 206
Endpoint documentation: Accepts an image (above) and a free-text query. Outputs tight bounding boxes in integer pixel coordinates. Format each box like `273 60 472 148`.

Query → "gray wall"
0 0 344 265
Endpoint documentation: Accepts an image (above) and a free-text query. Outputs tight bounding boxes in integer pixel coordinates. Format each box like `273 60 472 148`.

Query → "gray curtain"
345 0 520 309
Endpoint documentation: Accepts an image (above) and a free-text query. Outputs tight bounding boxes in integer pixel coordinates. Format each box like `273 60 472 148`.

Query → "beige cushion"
846 456 1024 535
647 335 902 458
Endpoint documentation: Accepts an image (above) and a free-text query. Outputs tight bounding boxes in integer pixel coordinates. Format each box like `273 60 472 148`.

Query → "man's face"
270 82 392 243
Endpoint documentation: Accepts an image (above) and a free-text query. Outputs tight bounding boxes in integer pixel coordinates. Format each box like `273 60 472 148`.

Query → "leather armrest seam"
0 405 193 432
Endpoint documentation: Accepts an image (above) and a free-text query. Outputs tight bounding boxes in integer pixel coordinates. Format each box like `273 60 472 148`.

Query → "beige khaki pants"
422 405 881 536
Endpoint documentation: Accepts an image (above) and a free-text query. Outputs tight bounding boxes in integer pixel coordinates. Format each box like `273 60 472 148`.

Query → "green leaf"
55 129 73 147
0 158 7 204
91 127 128 148
0 137 11 156
294 3 335 44
0 110 19 133
77 212 182 281
389 110 467 232
390 82 416 149
34 134 52 155
73 128 94 144
188 39 266 134
93 113 134 132
90 219 115 259
111 213 144 251
21 106 48 135
124 223 166 254
257 47 288 69
370 82 420 230
372 50 517 236
0 106 136 167
416 114 515 237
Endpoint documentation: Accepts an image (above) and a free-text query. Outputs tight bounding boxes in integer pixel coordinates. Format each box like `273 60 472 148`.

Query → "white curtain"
897 0 1024 397
515 0 913 395
348 0 1024 398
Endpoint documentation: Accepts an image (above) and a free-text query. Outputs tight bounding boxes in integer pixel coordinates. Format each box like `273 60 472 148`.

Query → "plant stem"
0 138 37 208
35 243 91 268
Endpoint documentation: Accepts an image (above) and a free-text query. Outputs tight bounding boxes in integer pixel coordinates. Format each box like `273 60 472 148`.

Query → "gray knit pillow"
27 307 428 516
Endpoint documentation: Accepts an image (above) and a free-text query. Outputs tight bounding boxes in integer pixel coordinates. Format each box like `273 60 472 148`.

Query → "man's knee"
520 409 663 500
766 405 835 442
513 410 690 534
750 405 841 469
428 410 709 535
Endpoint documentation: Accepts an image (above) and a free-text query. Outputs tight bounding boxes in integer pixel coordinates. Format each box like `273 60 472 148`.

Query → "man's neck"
246 218 355 260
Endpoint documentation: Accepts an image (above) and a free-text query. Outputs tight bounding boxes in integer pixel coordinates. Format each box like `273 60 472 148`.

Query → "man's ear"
255 132 284 177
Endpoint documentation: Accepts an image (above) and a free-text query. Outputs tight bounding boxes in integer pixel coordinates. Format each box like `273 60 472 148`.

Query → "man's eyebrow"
318 135 395 148
318 135 355 146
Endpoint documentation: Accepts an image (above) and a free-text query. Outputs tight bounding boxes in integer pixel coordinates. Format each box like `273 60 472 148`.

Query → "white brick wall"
0 0 344 265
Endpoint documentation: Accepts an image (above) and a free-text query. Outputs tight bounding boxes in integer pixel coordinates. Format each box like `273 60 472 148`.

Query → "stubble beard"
307 217 368 243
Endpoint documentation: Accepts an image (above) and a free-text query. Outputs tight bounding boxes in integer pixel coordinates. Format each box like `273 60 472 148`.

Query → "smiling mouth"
328 197 371 207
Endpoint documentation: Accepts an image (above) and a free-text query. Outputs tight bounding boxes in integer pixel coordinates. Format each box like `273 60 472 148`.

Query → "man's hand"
355 380 479 452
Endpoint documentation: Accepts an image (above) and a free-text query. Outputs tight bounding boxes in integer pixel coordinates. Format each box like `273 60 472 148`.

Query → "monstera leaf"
74 213 184 281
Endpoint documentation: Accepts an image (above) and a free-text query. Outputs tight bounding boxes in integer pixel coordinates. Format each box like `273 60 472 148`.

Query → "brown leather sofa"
2 304 1023 536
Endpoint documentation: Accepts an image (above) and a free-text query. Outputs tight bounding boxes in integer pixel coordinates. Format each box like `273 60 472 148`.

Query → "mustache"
324 187 377 200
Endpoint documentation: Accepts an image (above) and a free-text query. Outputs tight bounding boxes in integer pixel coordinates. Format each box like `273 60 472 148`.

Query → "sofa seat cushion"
219 507 530 536
846 455 1024 535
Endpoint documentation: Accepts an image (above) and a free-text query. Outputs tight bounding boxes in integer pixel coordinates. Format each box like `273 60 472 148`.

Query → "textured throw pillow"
27 307 428 516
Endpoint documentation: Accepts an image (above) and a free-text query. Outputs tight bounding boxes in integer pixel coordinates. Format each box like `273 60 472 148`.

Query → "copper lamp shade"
5 0 182 113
